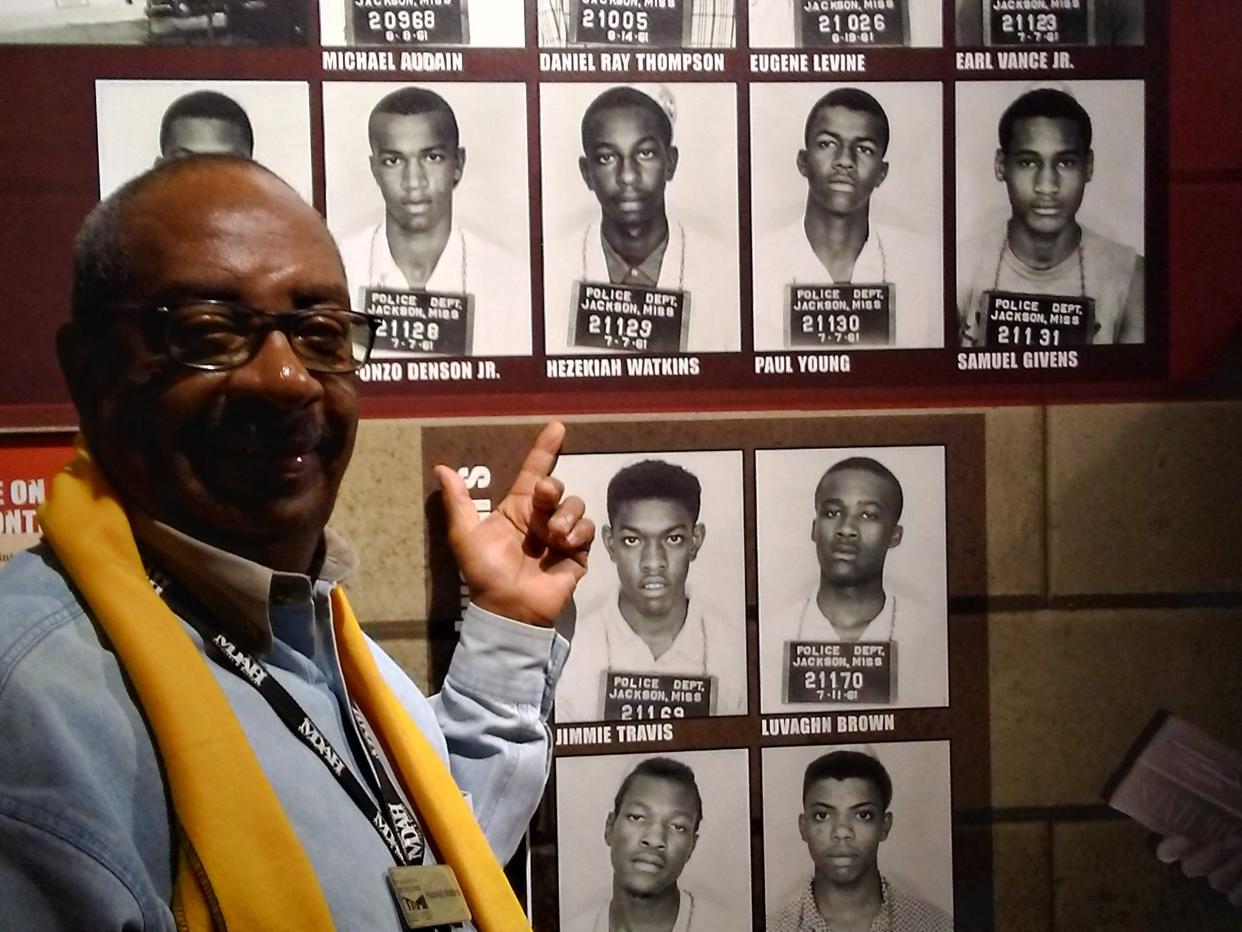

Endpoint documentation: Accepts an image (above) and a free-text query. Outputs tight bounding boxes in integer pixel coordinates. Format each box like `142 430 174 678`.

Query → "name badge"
796 0 909 48
572 281 689 353
568 0 691 47
364 287 474 357
602 671 715 721
983 0 1094 46
786 283 893 348
350 0 469 46
984 290 1095 347
388 865 471 930
783 641 895 704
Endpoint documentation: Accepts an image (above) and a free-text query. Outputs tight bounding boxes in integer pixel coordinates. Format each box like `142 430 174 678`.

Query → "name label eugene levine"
750 52 867 74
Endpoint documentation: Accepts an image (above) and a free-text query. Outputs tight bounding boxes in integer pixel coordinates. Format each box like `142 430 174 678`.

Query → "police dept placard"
985 291 1093 347
787 284 893 348
785 641 895 704
602 671 714 721
364 287 473 357
572 282 688 353
983 0 1093 46
796 0 910 48
569 0 692 47
349 0 468 46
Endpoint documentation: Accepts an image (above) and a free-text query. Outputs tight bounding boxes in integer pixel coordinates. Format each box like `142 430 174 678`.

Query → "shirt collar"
600 224 670 287
798 875 895 931
130 511 359 656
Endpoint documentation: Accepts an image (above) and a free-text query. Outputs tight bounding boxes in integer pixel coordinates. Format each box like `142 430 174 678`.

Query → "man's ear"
1085 148 1094 183
796 148 809 179
57 321 99 433
876 159 889 189
665 145 679 181
689 523 706 560
880 810 893 842
888 524 903 550
604 811 616 847
453 147 466 187
601 524 617 561
994 148 1007 182
578 155 593 190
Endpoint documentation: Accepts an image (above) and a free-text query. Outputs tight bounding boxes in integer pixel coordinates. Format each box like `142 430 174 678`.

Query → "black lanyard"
149 566 427 867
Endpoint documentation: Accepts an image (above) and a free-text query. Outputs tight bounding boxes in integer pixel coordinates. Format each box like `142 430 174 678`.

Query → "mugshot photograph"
324 81 532 358
555 749 752 932
552 450 747 724
538 0 735 48
540 82 742 355
955 0 1144 47
955 81 1146 349
755 446 948 714
320 0 524 47
762 742 954 931
748 0 942 49
750 82 944 352
95 80 312 202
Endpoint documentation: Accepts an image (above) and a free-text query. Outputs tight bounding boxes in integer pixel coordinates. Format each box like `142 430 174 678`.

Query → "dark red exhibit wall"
0 3 1237 428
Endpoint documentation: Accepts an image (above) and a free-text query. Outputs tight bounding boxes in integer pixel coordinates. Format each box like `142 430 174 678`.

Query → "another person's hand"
1156 834 1242 907
435 422 594 626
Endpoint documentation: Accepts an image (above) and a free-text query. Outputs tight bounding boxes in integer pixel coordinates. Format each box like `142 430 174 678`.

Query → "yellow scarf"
38 443 531 932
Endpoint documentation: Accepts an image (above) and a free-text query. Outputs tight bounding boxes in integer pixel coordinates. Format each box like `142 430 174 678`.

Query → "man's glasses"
110 301 379 373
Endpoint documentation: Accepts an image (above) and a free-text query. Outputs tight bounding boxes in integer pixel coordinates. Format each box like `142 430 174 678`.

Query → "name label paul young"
570 0 691 47
349 0 468 46
983 0 1094 46
601 672 714 721
786 283 893 348
572 282 688 353
796 0 909 48
783 640 895 704
755 353 853 376
364 287 474 357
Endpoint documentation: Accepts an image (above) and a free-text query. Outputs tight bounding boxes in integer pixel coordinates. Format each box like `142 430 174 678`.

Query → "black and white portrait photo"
955 0 1144 47
320 0 524 47
762 742 954 931
95 80 312 201
554 749 752 931
750 82 944 352
749 0 942 49
540 82 741 355
538 0 736 48
755 446 948 713
553 449 747 723
2 0 307 45
956 81 1146 348
323 81 532 358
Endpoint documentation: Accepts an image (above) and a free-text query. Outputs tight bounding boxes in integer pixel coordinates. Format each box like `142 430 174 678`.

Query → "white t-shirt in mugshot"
338 220 531 357
556 585 747 723
752 220 943 351
571 887 740 932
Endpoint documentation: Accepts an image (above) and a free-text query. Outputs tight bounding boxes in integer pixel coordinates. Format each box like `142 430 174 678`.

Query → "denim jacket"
0 545 567 930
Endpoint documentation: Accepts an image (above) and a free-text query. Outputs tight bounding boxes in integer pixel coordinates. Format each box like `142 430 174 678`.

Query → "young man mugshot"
556 459 746 723
758 452 948 713
538 0 735 48
335 85 529 357
955 0 1144 46
156 90 254 163
752 86 943 351
766 750 954 932
956 87 1145 348
542 84 740 355
566 757 737 932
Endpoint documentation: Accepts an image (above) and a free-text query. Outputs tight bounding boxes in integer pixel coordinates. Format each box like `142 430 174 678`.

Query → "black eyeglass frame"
103 300 380 373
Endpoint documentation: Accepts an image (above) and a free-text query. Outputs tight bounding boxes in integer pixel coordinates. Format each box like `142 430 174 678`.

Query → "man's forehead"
805 776 883 807
370 110 455 148
1009 115 1087 152
586 104 664 144
620 774 697 811
614 497 694 526
816 468 896 505
811 105 882 139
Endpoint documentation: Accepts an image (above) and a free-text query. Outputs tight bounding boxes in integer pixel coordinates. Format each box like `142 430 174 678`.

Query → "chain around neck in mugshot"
996 220 1086 297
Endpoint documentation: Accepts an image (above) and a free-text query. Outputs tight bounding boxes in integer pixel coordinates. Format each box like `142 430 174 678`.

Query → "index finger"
508 421 566 498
